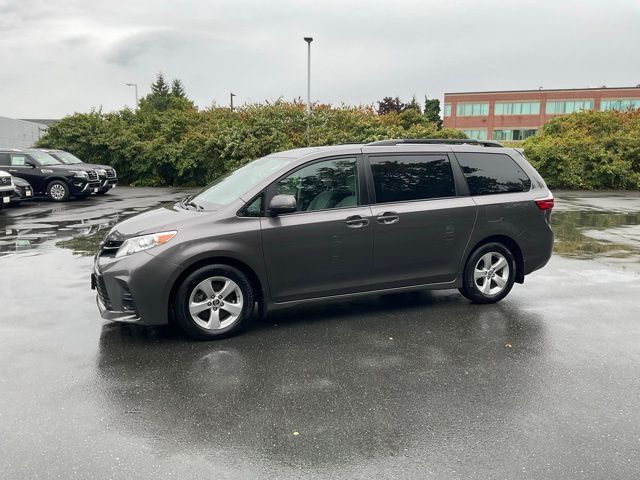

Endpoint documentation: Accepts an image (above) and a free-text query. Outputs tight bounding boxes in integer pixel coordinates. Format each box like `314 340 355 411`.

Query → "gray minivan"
92 139 554 339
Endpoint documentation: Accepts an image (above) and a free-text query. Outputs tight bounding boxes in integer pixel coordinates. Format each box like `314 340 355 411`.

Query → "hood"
106 203 206 241
11 176 31 187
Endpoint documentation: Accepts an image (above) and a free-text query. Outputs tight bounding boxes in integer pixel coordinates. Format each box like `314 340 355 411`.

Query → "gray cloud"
104 30 198 67
0 0 639 117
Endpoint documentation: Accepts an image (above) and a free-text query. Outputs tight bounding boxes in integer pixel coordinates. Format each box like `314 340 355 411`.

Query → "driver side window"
275 157 359 212
11 155 27 166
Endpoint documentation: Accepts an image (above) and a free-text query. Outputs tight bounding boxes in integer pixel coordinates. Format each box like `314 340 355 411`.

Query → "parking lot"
1 188 639 479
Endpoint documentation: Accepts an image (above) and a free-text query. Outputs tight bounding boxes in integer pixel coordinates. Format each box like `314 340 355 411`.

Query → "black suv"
0 149 101 201
39 149 118 195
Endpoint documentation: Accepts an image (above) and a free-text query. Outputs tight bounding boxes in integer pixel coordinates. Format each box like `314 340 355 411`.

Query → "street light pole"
125 83 138 109
304 37 313 114
304 37 313 145
230 92 236 111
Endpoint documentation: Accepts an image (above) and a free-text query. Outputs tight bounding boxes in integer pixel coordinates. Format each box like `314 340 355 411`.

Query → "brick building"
443 86 640 141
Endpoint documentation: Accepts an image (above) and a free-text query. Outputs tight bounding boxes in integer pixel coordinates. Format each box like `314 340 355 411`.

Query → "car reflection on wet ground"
1 188 639 479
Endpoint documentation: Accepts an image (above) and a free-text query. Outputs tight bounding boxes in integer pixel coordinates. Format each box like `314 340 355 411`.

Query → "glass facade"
600 99 640 111
493 129 537 141
457 103 489 116
494 101 540 115
461 129 488 140
444 104 452 117
545 100 593 114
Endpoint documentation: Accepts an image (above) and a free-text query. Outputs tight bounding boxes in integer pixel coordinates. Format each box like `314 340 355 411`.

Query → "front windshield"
51 151 83 164
192 156 294 209
27 150 62 166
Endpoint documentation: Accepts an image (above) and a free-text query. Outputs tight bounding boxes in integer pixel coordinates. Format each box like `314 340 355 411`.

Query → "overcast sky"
1 0 639 118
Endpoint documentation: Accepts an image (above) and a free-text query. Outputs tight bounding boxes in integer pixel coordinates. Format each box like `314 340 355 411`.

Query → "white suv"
0 170 14 207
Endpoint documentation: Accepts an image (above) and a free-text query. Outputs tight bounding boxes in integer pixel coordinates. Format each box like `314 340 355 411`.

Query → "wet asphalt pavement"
1 188 639 479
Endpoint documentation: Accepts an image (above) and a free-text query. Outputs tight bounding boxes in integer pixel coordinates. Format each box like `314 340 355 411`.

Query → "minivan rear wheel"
175 264 254 340
459 242 516 304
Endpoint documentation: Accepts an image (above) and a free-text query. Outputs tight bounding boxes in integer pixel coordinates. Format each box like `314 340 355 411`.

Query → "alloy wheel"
50 183 66 200
188 276 244 330
473 252 510 296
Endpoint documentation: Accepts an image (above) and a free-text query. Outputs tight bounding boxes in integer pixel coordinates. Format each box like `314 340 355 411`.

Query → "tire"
174 264 255 340
459 242 516 304
46 180 70 202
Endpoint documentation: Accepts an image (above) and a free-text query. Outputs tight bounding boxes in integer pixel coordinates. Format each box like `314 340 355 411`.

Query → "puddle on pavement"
552 210 640 259
0 190 190 257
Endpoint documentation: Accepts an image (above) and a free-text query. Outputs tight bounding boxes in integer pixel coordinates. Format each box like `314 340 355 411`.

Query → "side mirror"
25 161 36 168
268 194 297 216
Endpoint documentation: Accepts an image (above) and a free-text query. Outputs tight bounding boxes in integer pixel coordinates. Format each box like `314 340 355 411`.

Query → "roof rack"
366 139 503 148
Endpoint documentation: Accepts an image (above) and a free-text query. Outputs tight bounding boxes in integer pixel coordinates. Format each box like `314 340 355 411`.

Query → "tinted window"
456 153 531 195
276 157 359 212
0 153 10 166
370 155 455 203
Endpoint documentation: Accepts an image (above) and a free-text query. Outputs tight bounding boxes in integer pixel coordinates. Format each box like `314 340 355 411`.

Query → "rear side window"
455 153 531 195
370 155 455 203
0 153 10 166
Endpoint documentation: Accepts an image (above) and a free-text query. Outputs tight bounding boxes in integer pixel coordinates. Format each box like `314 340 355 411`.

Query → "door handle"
376 212 399 225
346 215 369 228
8 169 17 172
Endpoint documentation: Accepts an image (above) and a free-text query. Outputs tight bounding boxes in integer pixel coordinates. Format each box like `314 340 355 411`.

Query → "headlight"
70 170 88 178
115 231 177 257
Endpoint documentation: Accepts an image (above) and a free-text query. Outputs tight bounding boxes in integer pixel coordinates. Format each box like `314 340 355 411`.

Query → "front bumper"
99 177 118 189
91 250 182 326
71 180 101 195
0 188 12 204
11 186 33 201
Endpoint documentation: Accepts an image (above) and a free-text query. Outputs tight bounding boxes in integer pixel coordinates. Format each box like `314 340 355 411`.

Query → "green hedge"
37 101 463 187
523 110 640 189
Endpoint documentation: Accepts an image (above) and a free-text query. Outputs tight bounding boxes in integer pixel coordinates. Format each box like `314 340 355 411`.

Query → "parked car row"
0 148 117 206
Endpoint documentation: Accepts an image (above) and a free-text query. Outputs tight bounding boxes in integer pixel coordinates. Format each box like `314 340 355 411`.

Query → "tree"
150 72 170 96
424 95 442 128
377 96 405 115
171 79 186 98
403 96 422 113
139 74 194 112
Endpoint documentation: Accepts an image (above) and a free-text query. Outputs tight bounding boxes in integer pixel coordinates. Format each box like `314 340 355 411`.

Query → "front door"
7 154 44 192
366 153 477 289
260 156 373 303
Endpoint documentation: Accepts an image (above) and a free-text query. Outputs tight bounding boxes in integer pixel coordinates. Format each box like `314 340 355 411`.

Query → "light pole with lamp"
304 37 313 144
230 92 236 111
125 83 139 109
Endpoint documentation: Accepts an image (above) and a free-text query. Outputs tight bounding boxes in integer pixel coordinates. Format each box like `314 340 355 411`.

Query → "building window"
444 104 452 117
494 101 540 115
600 99 640 111
456 102 489 117
461 129 488 140
493 129 537 141
545 100 593 114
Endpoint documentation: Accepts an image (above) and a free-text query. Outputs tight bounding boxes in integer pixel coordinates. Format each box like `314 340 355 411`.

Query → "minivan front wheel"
175 264 254 340
459 243 516 304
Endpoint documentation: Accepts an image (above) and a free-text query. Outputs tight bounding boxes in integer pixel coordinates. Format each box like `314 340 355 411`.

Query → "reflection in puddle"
0 190 190 257
552 210 640 259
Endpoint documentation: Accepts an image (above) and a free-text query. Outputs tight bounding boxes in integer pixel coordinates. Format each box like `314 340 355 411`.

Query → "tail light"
535 196 554 210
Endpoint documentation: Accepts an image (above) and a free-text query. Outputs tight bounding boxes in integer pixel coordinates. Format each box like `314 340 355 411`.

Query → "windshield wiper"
184 201 204 211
